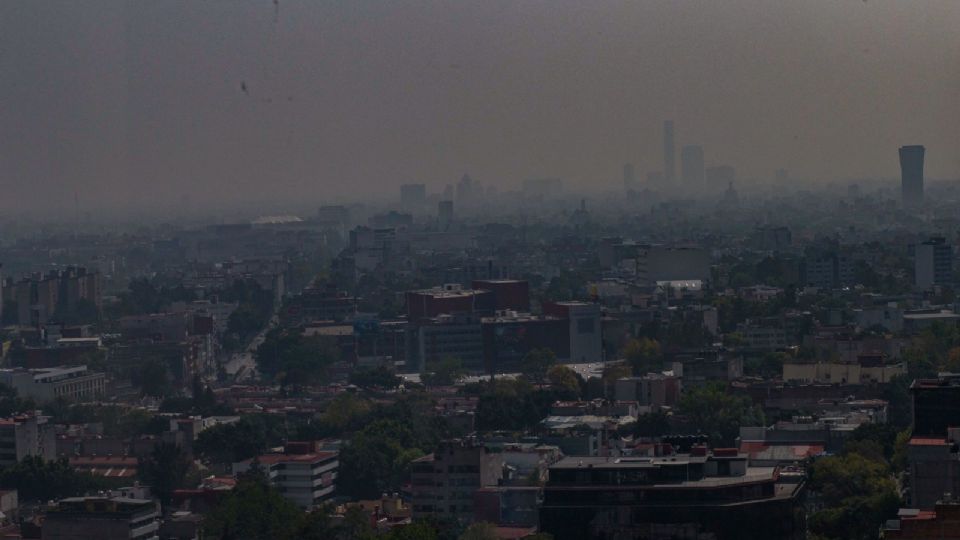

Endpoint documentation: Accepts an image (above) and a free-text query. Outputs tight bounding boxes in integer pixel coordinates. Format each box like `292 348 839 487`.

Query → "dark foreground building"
540 448 805 540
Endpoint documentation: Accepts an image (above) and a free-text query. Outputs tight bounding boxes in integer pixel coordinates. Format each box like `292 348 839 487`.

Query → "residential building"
907 429 960 509
884 501 960 539
233 445 339 510
0 412 56 467
42 496 160 540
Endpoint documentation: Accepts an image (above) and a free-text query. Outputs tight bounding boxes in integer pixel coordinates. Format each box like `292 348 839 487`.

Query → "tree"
194 415 286 465
385 521 440 540
349 366 402 389
547 365 582 399
338 419 425 499
0 456 110 502
256 329 339 387
315 393 374 436
459 522 498 540
622 338 661 375
422 357 465 387
521 348 557 385
807 453 900 540
139 442 192 509
677 382 764 446
632 411 671 438
203 477 304 540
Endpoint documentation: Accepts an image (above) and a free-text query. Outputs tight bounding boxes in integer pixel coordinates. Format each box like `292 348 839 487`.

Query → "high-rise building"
456 174 474 204
915 236 953 290
681 145 705 188
438 200 454 231
623 163 637 190
900 145 925 207
663 121 675 184
400 183 427 208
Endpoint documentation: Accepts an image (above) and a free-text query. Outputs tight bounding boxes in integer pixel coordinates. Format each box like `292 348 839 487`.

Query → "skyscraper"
438 200 454 231
681 145 705 188
663 121 675 185
900 145 925 207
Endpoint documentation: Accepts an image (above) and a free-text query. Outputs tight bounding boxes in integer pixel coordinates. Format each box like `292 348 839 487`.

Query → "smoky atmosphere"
1 2 960 540
1 1 958 220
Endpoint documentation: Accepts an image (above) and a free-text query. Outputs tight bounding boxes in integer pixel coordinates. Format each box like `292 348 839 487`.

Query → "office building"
543 301 602 363
456 174 474 204
438 200 454 231
411 314 485 373
663 121 675 184
900 144 925 207
540 450 805 540
680 145 705 188
915 236 953 289
411 439 504 524
405 284 494 320
42 497 160 540
0 366 106 404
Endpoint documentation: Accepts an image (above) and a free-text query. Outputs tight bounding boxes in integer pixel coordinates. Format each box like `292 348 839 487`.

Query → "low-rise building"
0 366 105 403
539 449 806 540
41 496 160 540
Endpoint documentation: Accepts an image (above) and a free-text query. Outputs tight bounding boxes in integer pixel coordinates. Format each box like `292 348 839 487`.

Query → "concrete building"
680 145 705 188
915 236 953 290
900 144 925 207
438 200 454 231
663 121 675 185
234 446 339 510
884 501 960 539
42 497 160 540
412 315 485 373
614 374 681 409
782 355 906 385
0 412 56 467
543 301 602 364
910 374 960 438
410 439 504 524
907 429 960 510
0 366 105 404
540 450 805 540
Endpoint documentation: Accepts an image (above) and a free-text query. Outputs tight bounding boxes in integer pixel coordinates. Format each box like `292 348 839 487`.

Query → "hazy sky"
1 1 958 214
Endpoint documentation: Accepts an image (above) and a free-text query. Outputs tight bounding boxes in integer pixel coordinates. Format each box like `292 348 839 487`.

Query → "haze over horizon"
1 0 958 216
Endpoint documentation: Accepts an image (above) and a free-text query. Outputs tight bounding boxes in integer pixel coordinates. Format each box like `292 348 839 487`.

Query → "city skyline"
0 1 958 216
